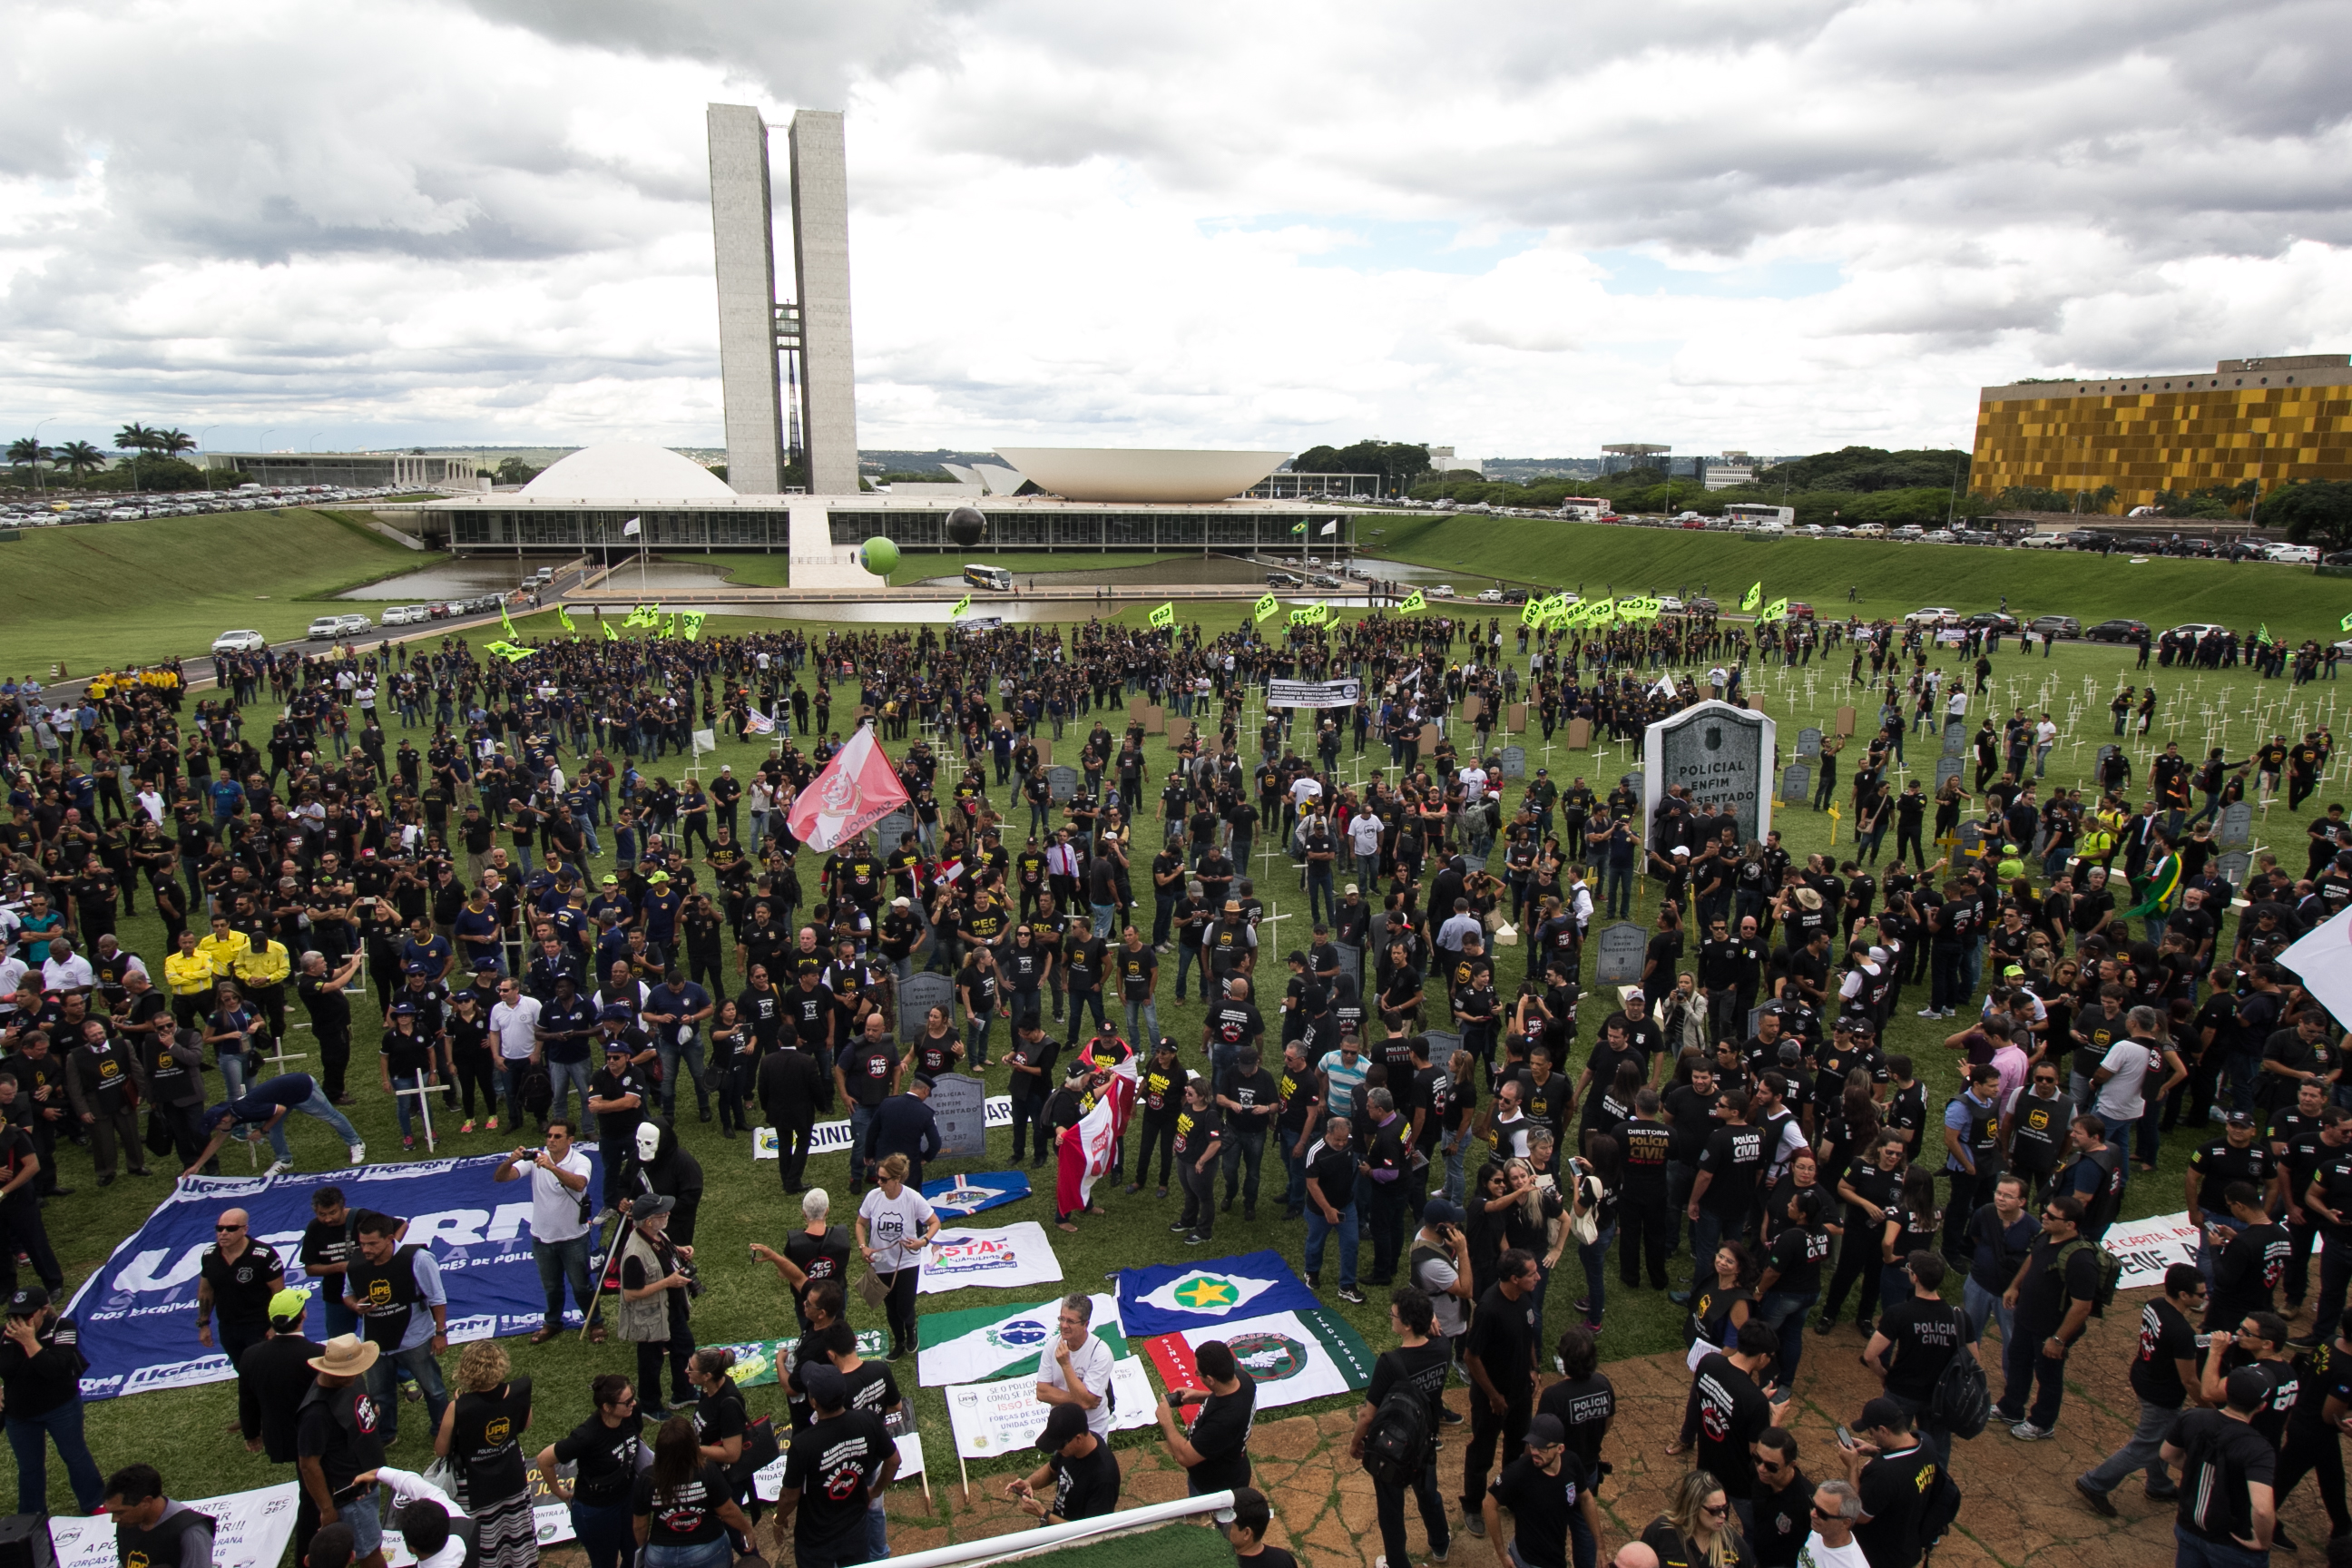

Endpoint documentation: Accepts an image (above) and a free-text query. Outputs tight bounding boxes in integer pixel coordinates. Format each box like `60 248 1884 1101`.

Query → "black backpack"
1917 1466 1963 1559
1929 1350 1990 1440
1361 1360 1432 1488
522 1063 554 1116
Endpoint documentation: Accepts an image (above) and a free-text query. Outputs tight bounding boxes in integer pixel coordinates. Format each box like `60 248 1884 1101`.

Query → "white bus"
1723 504 1796 528
962 563 1014 592
1555 498 1613 520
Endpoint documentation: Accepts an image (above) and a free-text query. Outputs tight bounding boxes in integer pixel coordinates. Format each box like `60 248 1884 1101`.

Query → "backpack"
522 1064 554 1116
2053 1237 2123 1318
1360 1361 1432 1488
1928 1350 1990 1439
1917 1467 1963 1558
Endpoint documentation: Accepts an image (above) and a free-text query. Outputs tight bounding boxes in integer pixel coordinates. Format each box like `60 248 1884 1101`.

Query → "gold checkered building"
1971 352 2352 512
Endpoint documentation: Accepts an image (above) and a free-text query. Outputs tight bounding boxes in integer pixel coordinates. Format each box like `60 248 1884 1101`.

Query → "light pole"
30 416 53 499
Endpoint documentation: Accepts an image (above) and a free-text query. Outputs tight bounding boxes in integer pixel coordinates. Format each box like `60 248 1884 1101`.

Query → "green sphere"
859 535 900 576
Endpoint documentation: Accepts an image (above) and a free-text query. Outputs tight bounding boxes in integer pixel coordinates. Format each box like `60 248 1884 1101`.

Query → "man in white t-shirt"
40 939 96 998
1035 1292 1117 1440
493 1119 603 1342
2091 1005 2182 1138
1458 763 1489 805
2032 716 2059 778
1348 809 1385 891
488 979 543 1124
1798 1479 1870 1568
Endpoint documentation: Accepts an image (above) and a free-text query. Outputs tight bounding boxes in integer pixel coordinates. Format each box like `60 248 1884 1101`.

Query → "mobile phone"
1836 1425 1855 1447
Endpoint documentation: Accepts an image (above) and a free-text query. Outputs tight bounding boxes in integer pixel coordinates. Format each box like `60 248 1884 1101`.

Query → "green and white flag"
1150 602 1177 628
916 1291 1128 1388
2258 622 2271 645
1254 593 1279 622
1138 1308 1376 1413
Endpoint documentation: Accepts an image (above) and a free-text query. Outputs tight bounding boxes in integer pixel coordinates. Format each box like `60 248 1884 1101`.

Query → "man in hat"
295 1334 388 1568
3 1285 103 1514
240 1288 333 1557
777 1360 897 1562
1007 1399 1121 1524
1481 1413 1600 1568
1831 1396 1943 1568
102 1464 215 1568
587 1020 651 1211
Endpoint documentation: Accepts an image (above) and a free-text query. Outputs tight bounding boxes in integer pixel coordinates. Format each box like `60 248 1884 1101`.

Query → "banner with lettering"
63 1151 603 1400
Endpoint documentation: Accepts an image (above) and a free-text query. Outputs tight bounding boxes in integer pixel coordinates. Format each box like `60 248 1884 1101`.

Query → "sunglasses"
1809 1504 1838 1518
1700 1503 1730 1518
215 1223 244 1232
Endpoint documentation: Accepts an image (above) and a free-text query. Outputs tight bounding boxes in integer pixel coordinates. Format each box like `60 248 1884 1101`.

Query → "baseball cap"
1524 1414 1567 1449
649 871 671 885
1867 946 1888 963
1038 1402 1088 1450
2225 1110 2257 1129
269 1287 312 1326
474 957 499 973
1857 1396 1908 1434
1344 883 1358 896
800 1363 848 1410
7 1286 50 1316
632 1194 677 1220
1422 1198 1465 1228
599 1004 632 1023
390 1002 417 1017
601 874 619 886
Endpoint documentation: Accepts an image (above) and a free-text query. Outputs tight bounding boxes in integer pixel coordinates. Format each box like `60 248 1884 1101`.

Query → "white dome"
519 443 737 501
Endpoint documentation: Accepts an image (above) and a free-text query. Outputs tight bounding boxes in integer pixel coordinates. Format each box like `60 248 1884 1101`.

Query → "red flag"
783 724 909 853
1054 1063 1137 1216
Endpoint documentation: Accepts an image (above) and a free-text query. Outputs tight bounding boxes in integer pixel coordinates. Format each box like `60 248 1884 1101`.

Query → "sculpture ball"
858 536 900 576
946 506 987 547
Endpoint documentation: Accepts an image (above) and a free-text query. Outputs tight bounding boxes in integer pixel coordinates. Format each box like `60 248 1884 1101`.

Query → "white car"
1657 596 1685 612
2167 622 2231 642
2266 544 2318 564
335 612 373 636
211 630 267 654
1477 588 1505 603
1904 607 1961 626
382 604 426 626
1428 583 1455 598
2015 533 2064 549
306 615 344 640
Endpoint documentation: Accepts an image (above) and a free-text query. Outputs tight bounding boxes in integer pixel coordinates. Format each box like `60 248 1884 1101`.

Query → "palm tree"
6 437 50 478
54 440 104 482
114 422 158 489
156 428 196 458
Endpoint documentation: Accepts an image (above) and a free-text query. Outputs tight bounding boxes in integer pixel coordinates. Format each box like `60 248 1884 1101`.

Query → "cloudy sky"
5 0 2348 464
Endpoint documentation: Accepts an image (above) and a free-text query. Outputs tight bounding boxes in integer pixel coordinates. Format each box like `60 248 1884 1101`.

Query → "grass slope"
0 510 416 675
30 610 2347 1542
1365 514 2348 637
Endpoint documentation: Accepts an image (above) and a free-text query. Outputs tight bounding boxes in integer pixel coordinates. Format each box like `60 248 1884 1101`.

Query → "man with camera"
492 1122 603 1344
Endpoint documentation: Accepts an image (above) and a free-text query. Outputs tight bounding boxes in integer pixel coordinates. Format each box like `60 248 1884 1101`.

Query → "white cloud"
0 0 2347 461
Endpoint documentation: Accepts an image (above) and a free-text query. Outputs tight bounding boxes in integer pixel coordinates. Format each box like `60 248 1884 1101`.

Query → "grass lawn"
28 603 2347 1538
1362 514 2351 638
0 510 420 676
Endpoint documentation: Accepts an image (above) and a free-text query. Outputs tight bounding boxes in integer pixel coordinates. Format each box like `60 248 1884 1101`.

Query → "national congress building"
1970 352 2352 511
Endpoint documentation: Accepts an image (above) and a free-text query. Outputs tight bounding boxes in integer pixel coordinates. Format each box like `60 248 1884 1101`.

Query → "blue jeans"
548 1057 593 1126
848 1102 878 1189
367 1338 449 1445
1687 1208 1725 1295
1963 1276 2012 1346
1577 1225 1616 1324
8 1398 104 1513
643 1540 734 1568
1756 1289 1819 1392
1221 1125 1268 1207
2172 1525 2269 1568
265 1086 362 1159
965 1011 995 1068
654 1032 709 1117
569 1499 632 1568
340 1491 384 1560
390 1073 436 1141
1305 1201 1359 1288
867 1499 887 1560
1123 998 1160 1049
1091 902 1118 938
535 1232 601 1329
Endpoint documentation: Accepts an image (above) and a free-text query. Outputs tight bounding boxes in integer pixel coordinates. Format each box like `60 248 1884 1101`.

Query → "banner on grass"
1266 678 1361 709
917 1291 1126 1387
701 1331 887 1387
918 1221 1065 1295
920 1170 1033 1220
944 1359 1157 1458
1055 1062 1138 1217
51 1483 299 1568
1140 1308 1376 1414
2102 1210 2202 1289
1116 1250 1322 1338
63 1152 603 1400
753 1096 1012 1159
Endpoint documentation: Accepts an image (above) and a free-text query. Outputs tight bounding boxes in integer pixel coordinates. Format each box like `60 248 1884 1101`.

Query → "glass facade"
1972 373 2352 508
444 505 1349 553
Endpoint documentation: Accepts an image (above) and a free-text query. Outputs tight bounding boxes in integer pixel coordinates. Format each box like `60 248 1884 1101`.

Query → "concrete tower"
787 110 858 496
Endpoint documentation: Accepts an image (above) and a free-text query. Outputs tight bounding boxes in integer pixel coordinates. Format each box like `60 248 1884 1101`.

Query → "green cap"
268 1287 311 1325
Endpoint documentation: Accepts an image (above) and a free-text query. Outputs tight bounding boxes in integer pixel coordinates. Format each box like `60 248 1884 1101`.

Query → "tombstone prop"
1593 922 1647 985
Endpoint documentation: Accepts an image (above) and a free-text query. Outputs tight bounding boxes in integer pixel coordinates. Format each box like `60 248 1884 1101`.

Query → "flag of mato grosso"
1055 1058 1139 1216
784 724 910 853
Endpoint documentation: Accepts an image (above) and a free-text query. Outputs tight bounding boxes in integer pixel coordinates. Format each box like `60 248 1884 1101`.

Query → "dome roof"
519 443 737 501
992 447 1289 504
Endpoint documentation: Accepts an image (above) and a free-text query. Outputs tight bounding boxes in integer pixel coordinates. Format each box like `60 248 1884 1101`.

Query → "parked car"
1889 525 1926 539
1477 588 1505 603
426 602 451 620
2014 533 2064 549
1965 612 2021 633
211 629 267 654
2027 614 2082 640
335 612 373 636
2083 618 2150 643
2266 544 2319 564
1428 583 1455 597
1657 596 1685 612
1787 601 1817 621
1905 607 1962 626
1265 572 1303 589
306 615 344 640
1850 524 1887 538
2166 622 2231 642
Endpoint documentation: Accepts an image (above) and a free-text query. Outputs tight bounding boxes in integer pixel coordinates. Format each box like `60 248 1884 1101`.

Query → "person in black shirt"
2160 1370 2280 1557
2 1286 102 1514
775 1364 895 1563
1994 1193 2102 1439
1680 1091 1763 1303
1863 1250 1972 1467
1354 1287 1453 1568
1221 1488 1298 1568
540 1374 645 1568
1834 1396 1942 1568
1007 1401 1121 1524
2204 1181 2289 1332
832 1015 900 1196
2269 1318 2352 1544
1746 1427 1812 1568
294 1335 389 1561
634 1414 754 1564
1217 1047 1280 1220
1459 1248 1542 1526
1481 1412 1599 1568
1156 1338 1255 1496
1672 1318 1789 1507
1004 1020 1061 1168
1171 1079 1228 1244
2077 1263 2206 1514
1614 1089 1675 1289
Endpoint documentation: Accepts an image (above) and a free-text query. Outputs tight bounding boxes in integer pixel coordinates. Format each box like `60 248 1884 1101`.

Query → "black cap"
799 1363 848 1410
1039 1402 1089 1450
7 1286 49 1316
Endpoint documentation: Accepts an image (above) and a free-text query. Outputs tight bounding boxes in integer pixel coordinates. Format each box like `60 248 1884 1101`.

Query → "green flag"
1591 596 1616 623
663 612 678 639
1400 589 1426 614
1149 603 1176 629
1291 521 1307 535
556 604 574 633
950 593 971 618
1254 593 1279 622
500 599 517 639
2341 609 2352 632
2258 622 2270 645
484 641 534 662
1760 596 1789 622
625 604 659 628
1742 582 1762 612
681 611 707 642
602 620 617 642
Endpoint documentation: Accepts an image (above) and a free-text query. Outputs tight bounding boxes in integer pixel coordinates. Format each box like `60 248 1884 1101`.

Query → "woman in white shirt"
856 1153 940 1359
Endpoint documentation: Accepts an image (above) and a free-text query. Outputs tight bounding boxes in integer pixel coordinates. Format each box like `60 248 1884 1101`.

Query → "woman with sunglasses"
1642 1468 1746 1568
536 1374 644 1568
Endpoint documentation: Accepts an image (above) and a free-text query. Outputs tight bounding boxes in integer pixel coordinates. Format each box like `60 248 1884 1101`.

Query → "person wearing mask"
1481 1413 1602 1568
3 1285 103 1516
2158 1367 2279 1563
2075 1263 2208 1518
1862 1250 1972 1467
1831 1397 1943 1568
494 1122 603 1344
615 1195 697 1420
432 1340 535 1568
101 1464 215 1568
1995 1193 2103 1441
537 1375 645 1568
1747 1428 1813 1568
1005 1401 1122 1524
1153 1338 1256 1497
1356 1286 1454 1568
632 1414 754 1568
1460 1248 1544 1538
856 1153 938 1361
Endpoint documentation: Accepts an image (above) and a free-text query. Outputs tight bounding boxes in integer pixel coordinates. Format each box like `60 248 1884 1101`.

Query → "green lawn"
31 607 2342 1538
0 510 420 676
1362 514 2351 639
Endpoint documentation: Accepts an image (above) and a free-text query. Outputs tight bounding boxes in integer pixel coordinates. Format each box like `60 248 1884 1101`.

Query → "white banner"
1266 678 1360 709
944 1358 1157 1459
917 1293 1125 1388
918 1221 1065 1295
51 1483 299 1568
753 1096 1013 1159
2103 1210 2201 1289
754 1434 926 1500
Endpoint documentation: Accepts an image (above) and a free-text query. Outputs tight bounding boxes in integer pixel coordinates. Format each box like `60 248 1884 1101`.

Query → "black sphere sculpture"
946 506 987 547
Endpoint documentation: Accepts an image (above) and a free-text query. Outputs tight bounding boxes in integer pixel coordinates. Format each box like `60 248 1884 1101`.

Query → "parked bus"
1723 504 1796 528
962 563 1014 592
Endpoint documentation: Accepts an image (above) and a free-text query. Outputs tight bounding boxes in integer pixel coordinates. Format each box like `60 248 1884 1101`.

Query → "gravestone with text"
1780 763 1811 805
1499 745 1528 779
1935 756 1965 789
2220 801 2254 848
1642 700 1773 846
1943 720 1967 758
1796 727 1823 758
928 1071 990 1157
2217 850 2252 890
897 972 955 1043
1594 922 1648 985
1045 765 1081 803
872 808 914 851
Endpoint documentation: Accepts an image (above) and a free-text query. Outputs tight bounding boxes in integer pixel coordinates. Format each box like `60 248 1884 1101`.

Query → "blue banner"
918 1170 1032 1220
65 1149 603 1401
1115 1250 1319 1338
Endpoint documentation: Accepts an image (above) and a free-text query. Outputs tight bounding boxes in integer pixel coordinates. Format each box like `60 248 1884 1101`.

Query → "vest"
347 1245 425 1346
115 1504 215 1568
615 1228 677 1344
2007 1091 2073 1173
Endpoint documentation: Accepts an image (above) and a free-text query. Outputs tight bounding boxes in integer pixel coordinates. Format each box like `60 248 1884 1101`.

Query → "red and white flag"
783 723 910 853
1055 1060 1139 1217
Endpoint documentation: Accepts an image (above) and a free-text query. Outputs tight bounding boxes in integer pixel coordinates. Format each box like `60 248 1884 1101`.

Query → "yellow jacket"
163 949 214 996
234 941 291 989
196 930 250 979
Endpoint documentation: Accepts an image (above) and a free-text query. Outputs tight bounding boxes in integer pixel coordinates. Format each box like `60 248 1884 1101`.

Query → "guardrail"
877 1489 1235 1568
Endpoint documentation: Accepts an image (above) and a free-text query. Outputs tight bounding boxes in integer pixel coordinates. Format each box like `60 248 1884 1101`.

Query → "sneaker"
486 1116 499 1132
1572 1298 1592 1315
1668 1290 1691 1306
459 1120 475 1135
402 1136 416 1150
1170 1221 1191 1233
2010 1420 2053 1441
1306 1273 1320 1290
1155 1186 1168 1199
1124 1183 1142 1195
1814 1316 1838 1336
1439 1406 1464 1425
348 1142 366 1165
1186 1231 1210 1246
1338 1286 1367 1305
1916 1006 1942 1017
1585 1319 1603 1338
1432 1544 1450 1564
2074 1479 2117 1518
262 1160 291 1178
1463 1514 1485 1540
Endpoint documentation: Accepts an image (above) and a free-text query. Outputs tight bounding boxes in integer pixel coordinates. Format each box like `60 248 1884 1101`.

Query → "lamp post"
30 416 53 498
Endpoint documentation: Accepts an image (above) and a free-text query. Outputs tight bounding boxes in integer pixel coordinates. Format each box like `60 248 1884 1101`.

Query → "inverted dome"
519 443 738 501
992 447 1289 504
